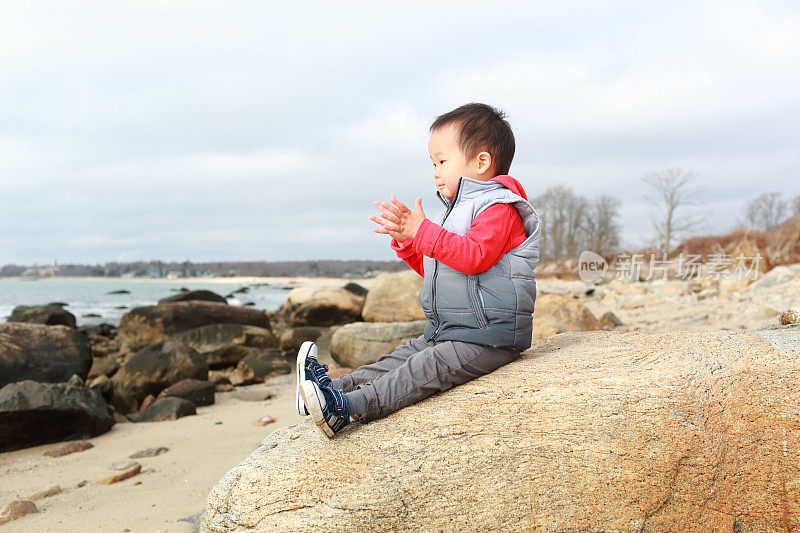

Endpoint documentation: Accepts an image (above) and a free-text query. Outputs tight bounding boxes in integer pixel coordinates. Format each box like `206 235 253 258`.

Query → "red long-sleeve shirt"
390 175 529 276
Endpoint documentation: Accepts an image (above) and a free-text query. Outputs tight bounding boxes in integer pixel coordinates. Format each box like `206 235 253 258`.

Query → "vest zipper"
430 177 463 341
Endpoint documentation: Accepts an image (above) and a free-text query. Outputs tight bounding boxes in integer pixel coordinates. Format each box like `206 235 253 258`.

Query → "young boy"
297 103 540 438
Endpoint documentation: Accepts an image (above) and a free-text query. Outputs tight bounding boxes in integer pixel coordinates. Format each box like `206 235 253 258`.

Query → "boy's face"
428 124 493 200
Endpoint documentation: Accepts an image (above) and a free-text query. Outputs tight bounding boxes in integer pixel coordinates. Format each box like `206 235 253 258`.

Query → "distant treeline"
0 259 408 278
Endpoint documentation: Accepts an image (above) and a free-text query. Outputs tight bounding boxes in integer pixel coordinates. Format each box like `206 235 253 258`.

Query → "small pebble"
257 416 275 426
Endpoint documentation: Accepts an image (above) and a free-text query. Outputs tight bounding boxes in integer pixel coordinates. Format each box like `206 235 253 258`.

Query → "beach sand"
0 377 304 532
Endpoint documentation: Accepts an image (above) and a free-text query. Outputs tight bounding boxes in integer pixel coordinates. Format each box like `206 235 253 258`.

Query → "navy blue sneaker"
295 341 332 416
299 380 352 438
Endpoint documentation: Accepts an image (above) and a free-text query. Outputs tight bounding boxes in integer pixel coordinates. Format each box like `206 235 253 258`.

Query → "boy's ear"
476 151 493 176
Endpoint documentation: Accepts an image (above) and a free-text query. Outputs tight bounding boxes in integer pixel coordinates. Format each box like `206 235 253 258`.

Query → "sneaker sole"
299 380 335 439
295 341 315 416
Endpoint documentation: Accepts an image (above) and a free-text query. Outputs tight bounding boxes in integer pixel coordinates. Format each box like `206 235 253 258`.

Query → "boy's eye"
439 160 445 165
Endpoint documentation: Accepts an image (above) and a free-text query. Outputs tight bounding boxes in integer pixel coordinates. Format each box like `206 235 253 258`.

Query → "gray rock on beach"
204 326 800 532
0 376 115 452
330 320 427 368
111 340 208 402
129 396 196 423
166 323 278 369
117 301 270 353
0 322 92 388
158 378 215 407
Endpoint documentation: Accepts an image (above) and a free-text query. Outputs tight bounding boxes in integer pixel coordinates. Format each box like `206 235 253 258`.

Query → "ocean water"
0 278 293 327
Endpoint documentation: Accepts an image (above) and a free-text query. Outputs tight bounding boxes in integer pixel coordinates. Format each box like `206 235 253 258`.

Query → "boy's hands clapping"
369 194 426 244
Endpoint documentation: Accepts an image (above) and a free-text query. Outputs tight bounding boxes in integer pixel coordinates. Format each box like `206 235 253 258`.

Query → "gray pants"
329 335 520 422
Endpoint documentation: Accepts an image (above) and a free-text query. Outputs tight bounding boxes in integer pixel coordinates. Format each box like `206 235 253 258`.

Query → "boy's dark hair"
429 103 515 176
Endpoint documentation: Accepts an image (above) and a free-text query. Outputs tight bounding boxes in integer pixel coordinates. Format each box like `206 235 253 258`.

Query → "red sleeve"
413 203 525 275
390 237 424 277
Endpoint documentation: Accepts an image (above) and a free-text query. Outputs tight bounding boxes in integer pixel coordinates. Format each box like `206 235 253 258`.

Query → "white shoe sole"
295 341 316 416
299 380 334 439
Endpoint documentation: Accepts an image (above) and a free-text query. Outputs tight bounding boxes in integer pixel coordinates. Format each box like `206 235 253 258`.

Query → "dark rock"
107 289 131 294
209 375 231 386
82 313 102 318
343 282 369 296
158 379 214 407
110 383 139 415
289 304 362 328
111 340 208 402
88 357 119 379
78 323 118 338
165 324 278 369
243 302 255 306
129 397 196 422
0 323 92 388
118 301 270 353
0 377 115 452
599 311 623 330
9 303 77 328
278 326 326 352
232 287 249 294
158 290 228 304
232 349 292 385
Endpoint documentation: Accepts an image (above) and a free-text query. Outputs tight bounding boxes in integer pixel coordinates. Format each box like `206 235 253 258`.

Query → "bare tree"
743 192 789 232
585 195 622 255
641 168 706 254
532 185 596 260
793 194 800 216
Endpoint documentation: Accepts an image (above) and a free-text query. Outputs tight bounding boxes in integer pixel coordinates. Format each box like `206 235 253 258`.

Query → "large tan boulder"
533 293 600 338
204 326 800 531
282 286 365 327
361 270 425 322
330 321 427 368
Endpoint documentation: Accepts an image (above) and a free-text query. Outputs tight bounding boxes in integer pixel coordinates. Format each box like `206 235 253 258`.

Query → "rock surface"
129 396 196 422
0 377 115 452
8 302 77 328
166 324 278 368
117 301 269 353
158 379 215 407
204 326 800 532
282 286 365 327
361 270 425 322
231 349 292 386
0 323 92 388
329 320 427 368
0 499 38 526
278 326 326 351
158 289 228 304
111 340 208 401
532 293 601 338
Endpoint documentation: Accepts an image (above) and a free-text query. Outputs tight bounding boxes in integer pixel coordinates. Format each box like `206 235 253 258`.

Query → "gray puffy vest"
419 176 541 351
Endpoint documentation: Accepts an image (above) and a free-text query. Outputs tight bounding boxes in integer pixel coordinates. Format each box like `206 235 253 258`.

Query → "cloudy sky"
1 0 798 266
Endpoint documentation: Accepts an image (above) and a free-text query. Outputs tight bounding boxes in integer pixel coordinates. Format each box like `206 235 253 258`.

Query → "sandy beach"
0 376 304 532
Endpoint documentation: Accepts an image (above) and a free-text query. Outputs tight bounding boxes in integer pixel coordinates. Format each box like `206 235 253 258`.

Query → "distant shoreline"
0 275 377 287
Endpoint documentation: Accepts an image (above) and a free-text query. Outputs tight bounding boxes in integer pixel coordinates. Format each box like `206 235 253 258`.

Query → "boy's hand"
369 194 426 243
